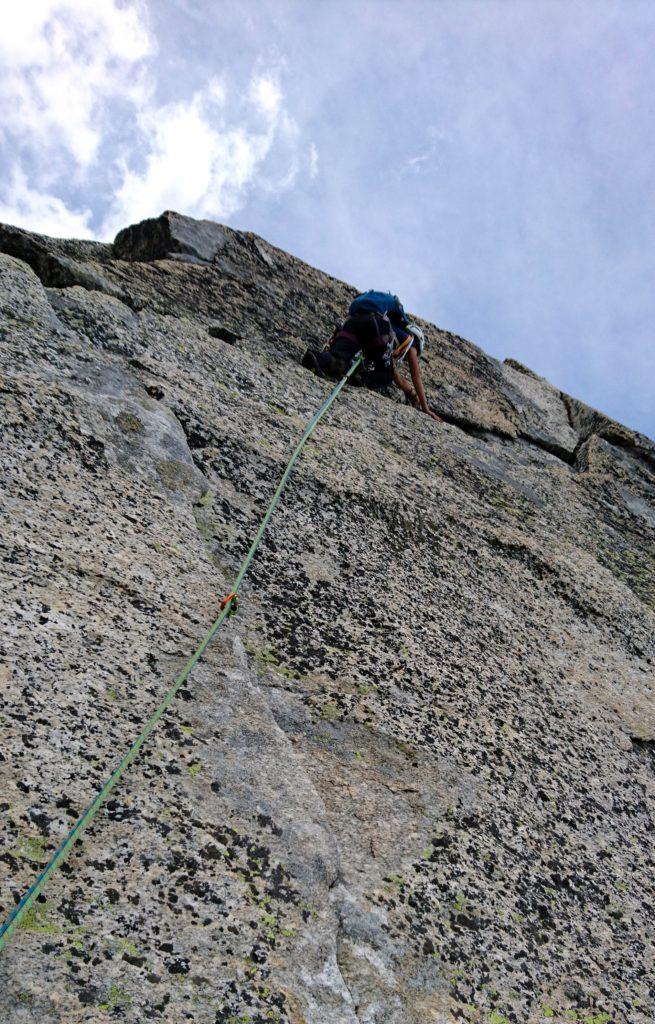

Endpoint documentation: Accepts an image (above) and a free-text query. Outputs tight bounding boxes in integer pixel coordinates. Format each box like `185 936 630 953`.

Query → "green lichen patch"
19 899 60 935
115 411 144 433
196 489 214 508
99 983 130 1012
156 458 195 492
12 833 50 862
320 701 340 722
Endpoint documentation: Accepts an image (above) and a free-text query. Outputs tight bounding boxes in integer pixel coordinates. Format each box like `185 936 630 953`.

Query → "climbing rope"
0 354 363 953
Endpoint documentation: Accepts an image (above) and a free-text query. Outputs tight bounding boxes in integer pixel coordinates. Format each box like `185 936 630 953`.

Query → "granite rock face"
113 211 228 265
0 213 654 1024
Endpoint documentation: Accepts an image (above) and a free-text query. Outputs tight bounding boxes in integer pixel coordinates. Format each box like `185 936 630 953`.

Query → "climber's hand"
425 408 443 422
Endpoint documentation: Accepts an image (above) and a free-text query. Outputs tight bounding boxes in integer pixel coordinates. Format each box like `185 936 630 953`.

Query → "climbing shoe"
301 349 325 377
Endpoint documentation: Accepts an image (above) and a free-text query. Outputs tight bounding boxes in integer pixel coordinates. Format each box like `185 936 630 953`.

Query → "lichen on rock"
0 212 653 1023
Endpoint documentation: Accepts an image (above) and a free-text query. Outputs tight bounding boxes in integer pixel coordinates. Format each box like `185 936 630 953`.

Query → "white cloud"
0 170 94 238
0 1 304 240
100 71 296 239
308 143 319 179
0 1 153 166
250 74 283 117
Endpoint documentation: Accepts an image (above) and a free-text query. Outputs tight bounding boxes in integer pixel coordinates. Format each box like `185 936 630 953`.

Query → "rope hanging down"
0 354 363 953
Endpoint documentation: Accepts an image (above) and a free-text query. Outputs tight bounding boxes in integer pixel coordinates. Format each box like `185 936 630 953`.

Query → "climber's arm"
406 347 442 421
393 369 419 406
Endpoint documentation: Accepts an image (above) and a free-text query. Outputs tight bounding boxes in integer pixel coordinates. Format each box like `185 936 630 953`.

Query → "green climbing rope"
0 354 363 953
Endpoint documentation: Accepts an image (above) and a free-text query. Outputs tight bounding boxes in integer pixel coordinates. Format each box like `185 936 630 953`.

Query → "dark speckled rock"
0 213 653 1024
113 211 228 264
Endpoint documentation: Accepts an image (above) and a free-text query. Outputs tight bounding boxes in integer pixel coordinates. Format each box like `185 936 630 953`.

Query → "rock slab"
0 213 654 1024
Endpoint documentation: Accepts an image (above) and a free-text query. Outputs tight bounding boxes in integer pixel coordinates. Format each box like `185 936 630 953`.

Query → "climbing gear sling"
0 353 363 953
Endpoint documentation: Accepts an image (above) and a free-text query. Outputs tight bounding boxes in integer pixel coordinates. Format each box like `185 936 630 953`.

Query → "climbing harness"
0 353 363 953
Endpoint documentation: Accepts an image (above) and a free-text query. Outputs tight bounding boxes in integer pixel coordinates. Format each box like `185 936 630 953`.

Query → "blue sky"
1 1 653 438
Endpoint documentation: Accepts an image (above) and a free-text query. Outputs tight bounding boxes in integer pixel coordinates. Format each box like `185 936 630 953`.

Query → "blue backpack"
348 290 408 328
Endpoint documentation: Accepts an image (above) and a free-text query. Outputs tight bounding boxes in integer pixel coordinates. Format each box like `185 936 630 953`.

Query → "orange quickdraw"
220 591 239 615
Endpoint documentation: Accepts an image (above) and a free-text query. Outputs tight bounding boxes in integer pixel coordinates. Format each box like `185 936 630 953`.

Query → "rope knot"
220 591 239 616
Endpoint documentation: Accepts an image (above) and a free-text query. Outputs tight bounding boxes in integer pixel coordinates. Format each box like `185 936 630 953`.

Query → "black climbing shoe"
301 349 325 377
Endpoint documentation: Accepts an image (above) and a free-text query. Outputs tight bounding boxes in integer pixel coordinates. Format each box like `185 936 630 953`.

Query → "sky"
0 0 653 438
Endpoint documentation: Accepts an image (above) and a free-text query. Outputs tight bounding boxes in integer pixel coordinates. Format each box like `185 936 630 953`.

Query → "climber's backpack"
348 291 408 329
330 312 393 365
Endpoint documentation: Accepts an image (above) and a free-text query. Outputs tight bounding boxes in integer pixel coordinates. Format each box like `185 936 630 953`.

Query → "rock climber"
302 290 442 422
